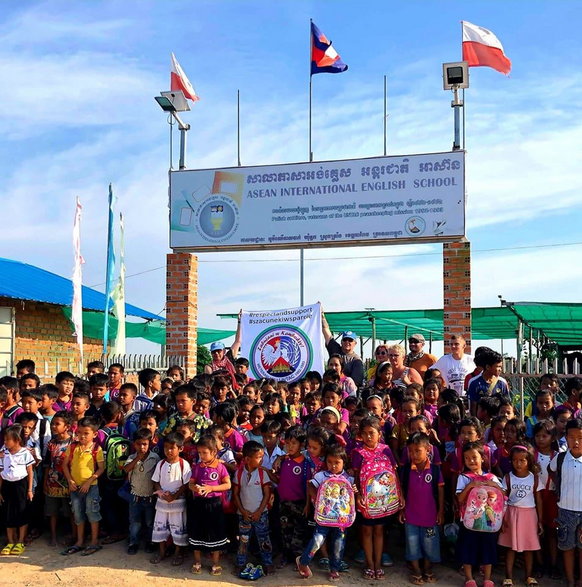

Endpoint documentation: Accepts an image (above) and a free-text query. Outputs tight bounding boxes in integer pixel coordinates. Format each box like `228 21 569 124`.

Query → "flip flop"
80 544 102 556
10 543 25 556
60 545 84 556
1 544 14 556
296 556 312 579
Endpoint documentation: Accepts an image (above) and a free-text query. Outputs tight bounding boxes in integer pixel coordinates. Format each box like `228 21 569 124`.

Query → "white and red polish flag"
170 52 199 102
462 21 511 75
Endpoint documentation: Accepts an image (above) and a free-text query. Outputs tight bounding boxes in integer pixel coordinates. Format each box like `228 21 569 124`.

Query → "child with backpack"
99 402 132 546
122 429 160 555
297 444 355 581
43 410 73 546
150 432 191 566
532 419 560 579
232 440 273 579
61 416 105 556
399 432 444 585
271 425 309 567
188 434 231 576
456 441 504 587
351 416 401 580
498 444 542 587
549 418 582 587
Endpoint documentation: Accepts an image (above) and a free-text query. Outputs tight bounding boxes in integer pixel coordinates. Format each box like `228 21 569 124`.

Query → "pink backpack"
357 448 402 519
314 474 356 529
459 473 506 532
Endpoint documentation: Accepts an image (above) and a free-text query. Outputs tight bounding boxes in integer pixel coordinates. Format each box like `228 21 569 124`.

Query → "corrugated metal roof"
0 257 161 320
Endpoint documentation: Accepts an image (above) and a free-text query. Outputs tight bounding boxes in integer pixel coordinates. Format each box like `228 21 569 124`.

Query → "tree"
197 345 211 374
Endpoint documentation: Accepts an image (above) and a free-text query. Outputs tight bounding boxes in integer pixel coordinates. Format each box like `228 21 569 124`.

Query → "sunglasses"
375 350 387 355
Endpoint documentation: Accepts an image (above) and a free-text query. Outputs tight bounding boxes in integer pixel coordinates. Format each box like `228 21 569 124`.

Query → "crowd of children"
0 351 581 587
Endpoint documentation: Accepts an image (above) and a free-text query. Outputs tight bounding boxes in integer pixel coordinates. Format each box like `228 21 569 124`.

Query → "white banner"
170 151 465 251
72 197 84 365
241 303 325 383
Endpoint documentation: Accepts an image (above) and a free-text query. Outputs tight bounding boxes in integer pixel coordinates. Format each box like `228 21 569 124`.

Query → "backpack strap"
39 418 47 455
555 451 567 500
399 463 411 501
430 463 440 505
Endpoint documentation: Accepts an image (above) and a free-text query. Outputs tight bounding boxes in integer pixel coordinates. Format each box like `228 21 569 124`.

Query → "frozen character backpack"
357 448 402 519
314 474 356 529
460 473 506 532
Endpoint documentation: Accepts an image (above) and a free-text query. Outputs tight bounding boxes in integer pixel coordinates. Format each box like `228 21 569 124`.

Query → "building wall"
0 297 102 378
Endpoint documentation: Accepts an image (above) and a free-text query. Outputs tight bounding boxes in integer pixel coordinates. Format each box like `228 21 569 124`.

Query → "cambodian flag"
311 21 348 75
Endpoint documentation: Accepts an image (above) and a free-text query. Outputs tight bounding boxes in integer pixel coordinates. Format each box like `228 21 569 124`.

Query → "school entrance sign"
169 150 465 251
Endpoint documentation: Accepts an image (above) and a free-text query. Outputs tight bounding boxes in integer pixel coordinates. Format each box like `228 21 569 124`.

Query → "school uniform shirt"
244 430 263 445
151 458 192 495
31 416 51 457
549 450 582 512
218 447 236 466
190 460 229 498
125 451 160 497
53 398 72 412
278 455 307 502
0 447 35 481
66 443 104 486
311 469 354 489
403 460 444 527
536 452 555 490
43 437 72 498
456 472 502 494
224 428 245 455
233 466 270 512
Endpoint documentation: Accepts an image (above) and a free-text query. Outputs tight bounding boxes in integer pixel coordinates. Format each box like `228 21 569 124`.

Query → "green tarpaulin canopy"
219 302 582 346
63 308 235 346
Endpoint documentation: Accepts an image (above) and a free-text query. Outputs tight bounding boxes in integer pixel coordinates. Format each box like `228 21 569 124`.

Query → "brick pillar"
166 252 198 379
443 241 471 352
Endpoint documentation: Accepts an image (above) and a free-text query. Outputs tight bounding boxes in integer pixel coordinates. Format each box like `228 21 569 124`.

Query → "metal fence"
2 354 185 380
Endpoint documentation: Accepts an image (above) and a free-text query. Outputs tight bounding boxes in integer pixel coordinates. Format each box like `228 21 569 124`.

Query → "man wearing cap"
404 334 437 378
322 317 364 387
204 342 237 382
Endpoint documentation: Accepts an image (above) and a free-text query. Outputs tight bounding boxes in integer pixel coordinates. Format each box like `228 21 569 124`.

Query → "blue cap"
341 331 357 341
210 342 225 352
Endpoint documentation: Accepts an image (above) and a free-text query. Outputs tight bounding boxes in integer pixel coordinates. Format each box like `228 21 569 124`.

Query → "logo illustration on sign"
195 194 239 242
250 326 313 383
405 216 426 236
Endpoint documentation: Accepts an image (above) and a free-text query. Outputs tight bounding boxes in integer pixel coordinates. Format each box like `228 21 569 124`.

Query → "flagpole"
237 89 241 167
383 75 388 156
461 21 466 150
302 19 315 306
103 184 115 355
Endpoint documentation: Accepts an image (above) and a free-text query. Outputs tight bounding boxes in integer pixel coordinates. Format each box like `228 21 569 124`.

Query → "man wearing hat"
404 334 437 378
204 341 236 381
322 317 364 387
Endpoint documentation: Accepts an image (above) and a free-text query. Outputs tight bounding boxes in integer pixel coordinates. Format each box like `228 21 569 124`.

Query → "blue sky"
1 1 581 356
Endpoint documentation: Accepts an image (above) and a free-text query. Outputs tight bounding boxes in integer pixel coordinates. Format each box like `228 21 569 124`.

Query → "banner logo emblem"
195 194 239 242
250 326 313 383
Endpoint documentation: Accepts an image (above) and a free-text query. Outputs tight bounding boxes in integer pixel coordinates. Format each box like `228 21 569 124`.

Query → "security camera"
443 61 469 90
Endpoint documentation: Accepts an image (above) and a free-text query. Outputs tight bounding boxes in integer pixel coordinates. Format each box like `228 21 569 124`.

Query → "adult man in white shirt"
433 334 475 397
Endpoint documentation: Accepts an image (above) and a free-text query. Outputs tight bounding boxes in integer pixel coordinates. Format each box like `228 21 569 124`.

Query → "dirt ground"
0 539 566 587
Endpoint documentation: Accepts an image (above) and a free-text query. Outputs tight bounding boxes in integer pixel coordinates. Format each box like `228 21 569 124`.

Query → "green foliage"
197 345 212 374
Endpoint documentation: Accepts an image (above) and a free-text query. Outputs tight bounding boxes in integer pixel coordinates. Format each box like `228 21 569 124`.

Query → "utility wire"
88 240 582 287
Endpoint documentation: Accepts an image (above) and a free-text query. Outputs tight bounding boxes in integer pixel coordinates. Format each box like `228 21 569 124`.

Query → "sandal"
1 544 14 556
363 568 375 579
526 579 539 587
482 581 494 587
10 543 25 556
60 545 83 556
423 572 437 583
375 569 385 579
191 563 202 574
319 557 330 569
81 544 102 556
172 554 184 566
150 553 163 564
410 574 425 585
210 565 222 576
502 581 513 587
464 582 477 587
296 556 312 579
329 571 340 581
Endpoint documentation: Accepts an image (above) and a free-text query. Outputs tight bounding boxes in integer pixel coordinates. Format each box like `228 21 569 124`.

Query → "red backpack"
222 465 269 514
357 447 402 519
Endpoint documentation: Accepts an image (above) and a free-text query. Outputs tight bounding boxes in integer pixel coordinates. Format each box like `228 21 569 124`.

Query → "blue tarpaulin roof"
0 257 161 320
